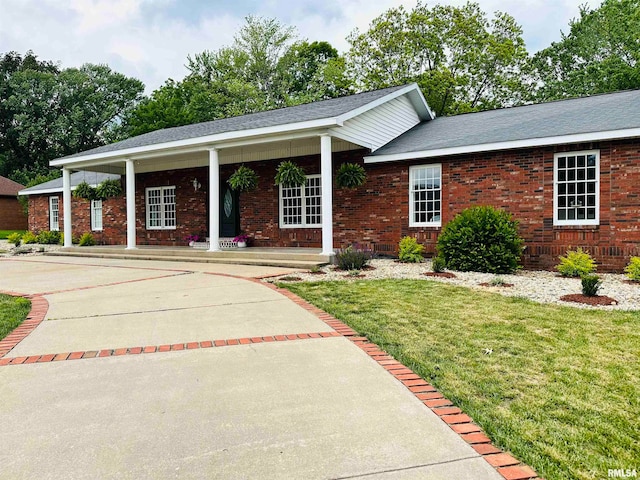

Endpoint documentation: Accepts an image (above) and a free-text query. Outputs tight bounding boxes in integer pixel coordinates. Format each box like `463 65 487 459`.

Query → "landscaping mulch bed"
423 272 456 278
560 294 618 306
278 276 303 282
623 279 639 285
479 282 514 287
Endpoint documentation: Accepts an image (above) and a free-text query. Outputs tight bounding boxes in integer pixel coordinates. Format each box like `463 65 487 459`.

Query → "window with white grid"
280 175 322 228
409 164 441 227
91 199 103 231
554 151 599 226
146 186 176 229
49 196 59 231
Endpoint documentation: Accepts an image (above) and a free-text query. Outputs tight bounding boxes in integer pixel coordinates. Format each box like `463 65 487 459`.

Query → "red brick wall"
0 196 27 230
26 138 640 271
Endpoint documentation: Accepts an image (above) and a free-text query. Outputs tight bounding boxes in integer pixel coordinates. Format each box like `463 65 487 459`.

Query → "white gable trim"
364 127 640 163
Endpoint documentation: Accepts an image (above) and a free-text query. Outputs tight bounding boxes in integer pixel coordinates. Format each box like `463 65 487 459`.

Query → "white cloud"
0 0 605 93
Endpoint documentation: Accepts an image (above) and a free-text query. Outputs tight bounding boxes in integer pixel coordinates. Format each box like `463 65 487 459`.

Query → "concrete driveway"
0 256 505 480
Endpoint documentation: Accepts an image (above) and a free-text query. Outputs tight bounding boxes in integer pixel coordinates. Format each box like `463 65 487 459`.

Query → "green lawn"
0 294 31 341
0 230 25 240
282 279 640 480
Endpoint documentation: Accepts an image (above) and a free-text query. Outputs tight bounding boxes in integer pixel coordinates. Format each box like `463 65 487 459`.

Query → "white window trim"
279 174 322 229
91 199 103 232
145 186 177 230
553 150 600 227
409 164 442 228
49 196 59 231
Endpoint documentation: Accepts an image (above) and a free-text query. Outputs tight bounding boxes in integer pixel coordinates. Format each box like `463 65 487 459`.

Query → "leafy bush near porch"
36 230 61 245
431 256 446 272
7 232 21 247
581 274 602 296
398 236 424 263
78 233 96 246
21 231 38 244
335 244 373 270
436 206 524 273
624 256 640 281
556 247 596 277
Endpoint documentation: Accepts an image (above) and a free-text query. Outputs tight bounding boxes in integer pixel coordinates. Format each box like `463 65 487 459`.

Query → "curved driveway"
0 256 503 480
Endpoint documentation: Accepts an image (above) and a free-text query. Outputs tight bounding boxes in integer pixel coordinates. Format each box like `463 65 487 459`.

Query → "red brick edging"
265 282 542 480
0 292 48 358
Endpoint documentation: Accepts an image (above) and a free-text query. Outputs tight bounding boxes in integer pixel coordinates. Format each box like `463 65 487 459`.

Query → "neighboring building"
0 176 27 230
19 84 640 271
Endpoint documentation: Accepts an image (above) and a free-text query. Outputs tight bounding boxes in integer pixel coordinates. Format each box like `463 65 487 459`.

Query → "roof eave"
364 127 640 163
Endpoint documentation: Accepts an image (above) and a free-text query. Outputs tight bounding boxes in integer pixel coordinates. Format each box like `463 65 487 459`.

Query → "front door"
220 183 240 237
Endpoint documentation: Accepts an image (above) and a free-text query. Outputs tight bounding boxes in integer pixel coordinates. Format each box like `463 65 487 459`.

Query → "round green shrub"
436 206 524 273
274 161 306 187
36 230 61 245
21 231 38 244
623 256 640 282
398 236 424 263
228 165 259 192
336 163 366 189
431 256 446 273
7 232 21 247
556 247 596 277
581 274 602 296
78 232 96 246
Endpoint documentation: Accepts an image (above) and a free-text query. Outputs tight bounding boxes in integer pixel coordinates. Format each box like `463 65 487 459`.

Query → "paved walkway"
0 257 521 480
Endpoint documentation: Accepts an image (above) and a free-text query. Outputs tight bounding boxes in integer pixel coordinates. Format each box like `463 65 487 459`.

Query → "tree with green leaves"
0 51 144 183
123 16 351 137
346 1 529 116
530 0 640 101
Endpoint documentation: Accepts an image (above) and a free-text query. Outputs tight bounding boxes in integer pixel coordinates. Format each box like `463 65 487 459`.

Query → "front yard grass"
0 294 31 341
282 279 639 480
0 230 25 240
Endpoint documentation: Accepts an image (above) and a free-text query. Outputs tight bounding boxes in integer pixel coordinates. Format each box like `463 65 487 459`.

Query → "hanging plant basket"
336 162 367 189
228 165 259 192
95 179 123 200
72 181 96 200
274 160 307 187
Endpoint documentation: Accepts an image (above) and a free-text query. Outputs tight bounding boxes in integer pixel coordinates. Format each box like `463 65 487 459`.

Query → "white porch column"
125 158 137 249
320 134 334 256
208 148 220 252
62 167 72 247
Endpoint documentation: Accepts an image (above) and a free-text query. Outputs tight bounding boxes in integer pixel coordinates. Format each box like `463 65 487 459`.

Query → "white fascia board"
363 128 640 163
336 83 433 124
18 184 92 196
50 118 340 167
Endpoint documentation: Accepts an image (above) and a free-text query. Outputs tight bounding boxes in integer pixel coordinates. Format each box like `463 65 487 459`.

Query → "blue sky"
1 0 602 93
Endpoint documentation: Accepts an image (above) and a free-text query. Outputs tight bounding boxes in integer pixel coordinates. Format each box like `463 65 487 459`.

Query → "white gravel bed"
267 258 640 311
0 239 62 257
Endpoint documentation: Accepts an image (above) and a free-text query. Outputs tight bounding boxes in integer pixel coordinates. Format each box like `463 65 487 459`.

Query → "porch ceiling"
75 137 364 175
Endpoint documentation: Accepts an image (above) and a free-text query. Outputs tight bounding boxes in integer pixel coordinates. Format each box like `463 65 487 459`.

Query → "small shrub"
581 274 602 296
556 247 596 277
228 165 259 192
78 233 95 247
22 231 38 244
7 232 21 247
309 265 321 273
398 236 424 263
490 276 507 287
335 244 373 270
336 163 366 189
624 256 640 282
274 161 306 187
436 206 524 273
431 256 446 273
36 230 61 245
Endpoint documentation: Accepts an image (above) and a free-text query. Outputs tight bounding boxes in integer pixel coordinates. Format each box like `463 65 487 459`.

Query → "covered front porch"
47 245 331 269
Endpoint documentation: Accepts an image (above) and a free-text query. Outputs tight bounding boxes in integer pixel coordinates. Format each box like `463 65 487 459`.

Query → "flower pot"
237 241 247 248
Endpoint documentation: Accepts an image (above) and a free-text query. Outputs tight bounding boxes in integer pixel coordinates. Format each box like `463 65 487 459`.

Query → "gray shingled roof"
61 85 409 160
372 89 640 157
19 171 120 195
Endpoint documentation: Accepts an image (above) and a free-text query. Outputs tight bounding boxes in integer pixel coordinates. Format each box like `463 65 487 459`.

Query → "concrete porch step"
45 247 330 269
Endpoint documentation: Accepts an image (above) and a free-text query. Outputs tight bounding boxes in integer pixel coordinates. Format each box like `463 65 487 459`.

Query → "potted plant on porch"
233 234 249 248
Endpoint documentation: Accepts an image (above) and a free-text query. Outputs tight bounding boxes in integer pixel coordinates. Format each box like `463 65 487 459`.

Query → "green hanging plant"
274 160 307 187
336 163 367 189
228 165 259 192
95 179 123 200
72 181 96 200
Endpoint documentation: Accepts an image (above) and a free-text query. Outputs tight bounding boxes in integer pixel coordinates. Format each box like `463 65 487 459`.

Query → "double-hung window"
146 186 176 229
91 199 103 231
554 151 599 226
409 164 442 227
280 175 322 228
49 196 59 231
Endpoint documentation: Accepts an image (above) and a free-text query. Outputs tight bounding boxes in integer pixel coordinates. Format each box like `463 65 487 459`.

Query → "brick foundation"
26 138 640 271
